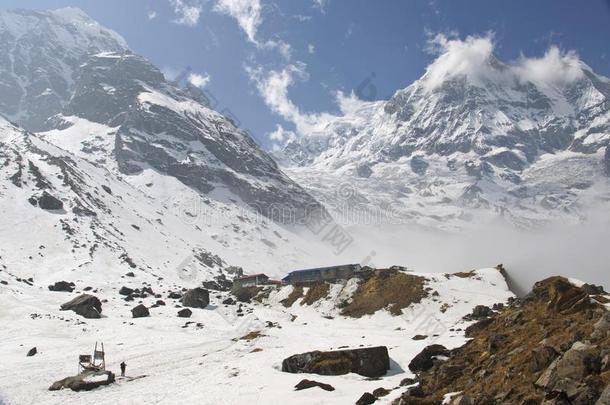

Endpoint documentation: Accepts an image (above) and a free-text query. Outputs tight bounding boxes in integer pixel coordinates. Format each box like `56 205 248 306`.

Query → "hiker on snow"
120 361 126 377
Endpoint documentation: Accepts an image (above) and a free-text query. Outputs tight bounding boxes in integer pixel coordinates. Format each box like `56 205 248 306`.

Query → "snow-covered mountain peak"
0 7 127 53
0 8 128 131
279 37 610 230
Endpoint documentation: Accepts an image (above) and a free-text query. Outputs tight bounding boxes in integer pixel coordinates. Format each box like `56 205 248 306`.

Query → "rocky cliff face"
0 8 127 131
0 8 327 226
394 277 609 404
0 8 338 282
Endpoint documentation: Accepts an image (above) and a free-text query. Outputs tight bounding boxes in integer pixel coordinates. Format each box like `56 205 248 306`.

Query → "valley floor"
0 269 512 405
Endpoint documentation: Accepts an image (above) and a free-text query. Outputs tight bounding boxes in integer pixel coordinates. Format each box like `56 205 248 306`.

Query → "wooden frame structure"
78 342 106 374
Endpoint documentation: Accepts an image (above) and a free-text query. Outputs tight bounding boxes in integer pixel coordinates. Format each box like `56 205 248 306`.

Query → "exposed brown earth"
238 330 265 341
301 283 331 306
393 276 610 405
341 269 428 317
232 286 263 302
281 286 304 307
451 270 477 279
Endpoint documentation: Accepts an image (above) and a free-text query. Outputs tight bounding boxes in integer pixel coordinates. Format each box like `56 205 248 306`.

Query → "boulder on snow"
282 346 390 378
60 294 102 319
131 304 150 318
38 191 64 210
356 392 377 405
177 308 192 318
294 379 335 391
463 304 493 321
180 287 209 309
27 347 37 357
48 281 75 292
408 344 450 373
372 387 391 397
168 291 182 299
471 305 493 318
119 286 134 296
49 370 115 391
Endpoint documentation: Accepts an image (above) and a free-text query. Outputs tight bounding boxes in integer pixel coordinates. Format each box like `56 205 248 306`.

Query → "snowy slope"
0 268 513 405
0 116 333 287
278 41 610 230
0 8 339 283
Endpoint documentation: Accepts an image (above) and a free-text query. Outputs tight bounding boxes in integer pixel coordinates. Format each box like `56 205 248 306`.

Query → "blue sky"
3 0 610 147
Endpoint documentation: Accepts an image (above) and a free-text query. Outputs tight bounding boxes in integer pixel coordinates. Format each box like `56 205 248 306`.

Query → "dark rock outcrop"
119 286 134 296
60 294 102 319
168 291 182 299
582 283 606 295
181 287 209 309
408 344 450 373
49 370 115 391
356 392 377 405
131 304 150 318
372 387 390 397
27 347 37 357
294 379 335 392
464 317 494 338
48 281 75 292
530 346 560 372
412 335 427 341
535 342 601 397
470 305 493 319
38 191 63 210
282 346 390 378
177 308 192 318
394 276 609 404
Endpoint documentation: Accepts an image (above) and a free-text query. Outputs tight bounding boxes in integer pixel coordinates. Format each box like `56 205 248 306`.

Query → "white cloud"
148 10 158 20
514 46 585 86
268 124 295 142
246 62 354 136
188 72 211 88
345 22 354 38
265 39 292 60
245 63 308 127
422 32 498 90
214 0 262 44
308 44 315 54
335 91 368 115
213 0 291 59
294 14 312 22
170 0 202 27
422 32 586 92
312 0 328 13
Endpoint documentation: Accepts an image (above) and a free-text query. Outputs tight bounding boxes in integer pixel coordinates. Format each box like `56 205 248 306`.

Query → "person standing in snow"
120 361 126 377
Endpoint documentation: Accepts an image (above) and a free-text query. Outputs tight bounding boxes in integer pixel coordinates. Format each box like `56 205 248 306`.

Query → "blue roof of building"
282 264 360 280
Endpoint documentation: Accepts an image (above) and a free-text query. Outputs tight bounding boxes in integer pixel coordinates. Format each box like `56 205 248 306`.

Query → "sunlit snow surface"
0 269 512 405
